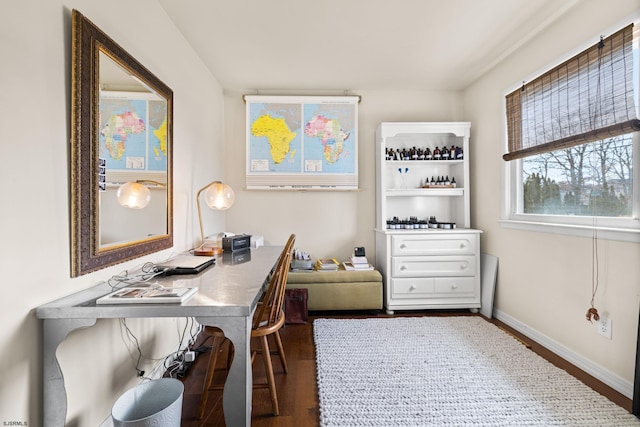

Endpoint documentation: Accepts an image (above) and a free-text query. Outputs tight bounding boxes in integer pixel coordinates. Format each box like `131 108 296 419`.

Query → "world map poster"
99 91 168 173
245 95 359 189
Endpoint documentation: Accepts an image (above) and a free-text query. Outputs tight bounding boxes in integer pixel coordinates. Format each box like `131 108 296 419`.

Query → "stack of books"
316 258 340 271
343 254 374 271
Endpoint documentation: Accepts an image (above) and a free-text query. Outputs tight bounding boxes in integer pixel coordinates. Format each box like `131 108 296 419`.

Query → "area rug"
313 316 640 426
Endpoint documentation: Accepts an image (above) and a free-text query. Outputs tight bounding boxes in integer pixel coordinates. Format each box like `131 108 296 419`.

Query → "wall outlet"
597 316 612 339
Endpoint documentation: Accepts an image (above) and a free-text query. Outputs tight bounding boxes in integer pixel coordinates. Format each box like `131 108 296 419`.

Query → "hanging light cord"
586 216 600 322
589 37 604 314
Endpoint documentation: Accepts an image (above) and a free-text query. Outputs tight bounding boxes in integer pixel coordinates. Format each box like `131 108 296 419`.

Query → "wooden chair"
198 234 295 419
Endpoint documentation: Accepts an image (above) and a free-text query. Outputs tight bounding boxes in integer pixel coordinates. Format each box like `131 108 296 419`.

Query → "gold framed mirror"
71 10 173 277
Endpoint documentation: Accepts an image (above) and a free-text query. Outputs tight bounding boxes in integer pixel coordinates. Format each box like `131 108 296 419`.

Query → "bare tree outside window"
522 134 634 217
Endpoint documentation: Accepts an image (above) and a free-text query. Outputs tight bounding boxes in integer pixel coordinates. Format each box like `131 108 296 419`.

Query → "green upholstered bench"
285 269 383 311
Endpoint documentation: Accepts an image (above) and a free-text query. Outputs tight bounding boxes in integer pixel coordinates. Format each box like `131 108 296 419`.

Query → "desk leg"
42 318 97 427
197 316 252 427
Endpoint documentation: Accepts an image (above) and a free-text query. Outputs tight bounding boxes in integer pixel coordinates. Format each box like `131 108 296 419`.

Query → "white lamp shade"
204 182 235 210
117 182 151 209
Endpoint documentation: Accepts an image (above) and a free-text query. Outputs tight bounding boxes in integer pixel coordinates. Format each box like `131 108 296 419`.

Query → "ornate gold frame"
70 10 173 277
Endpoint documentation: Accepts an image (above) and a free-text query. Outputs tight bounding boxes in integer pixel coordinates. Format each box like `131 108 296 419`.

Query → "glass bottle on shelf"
386 148 393 160
424 147 432 160
433 146 441 160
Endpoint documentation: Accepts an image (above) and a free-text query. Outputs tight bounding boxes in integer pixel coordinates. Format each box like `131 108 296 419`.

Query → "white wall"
100 187 168 245
0 1 225 425
223 89 464 258
464 0 640 396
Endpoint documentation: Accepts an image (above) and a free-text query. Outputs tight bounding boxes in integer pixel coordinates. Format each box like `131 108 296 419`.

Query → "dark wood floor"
178 311 633 426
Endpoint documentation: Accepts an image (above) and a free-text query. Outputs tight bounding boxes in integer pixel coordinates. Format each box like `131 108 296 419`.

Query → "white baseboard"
494 308 634 399
147 357 172 380
99 416 114 427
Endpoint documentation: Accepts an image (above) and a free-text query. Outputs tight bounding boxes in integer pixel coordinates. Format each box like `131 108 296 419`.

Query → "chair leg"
226 339 234 369
260 335 279 416
198 335 223 420
273 330 288 373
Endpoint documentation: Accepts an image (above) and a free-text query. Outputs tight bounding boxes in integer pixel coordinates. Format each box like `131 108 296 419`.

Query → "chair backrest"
270 234 295 323
252 234 295 330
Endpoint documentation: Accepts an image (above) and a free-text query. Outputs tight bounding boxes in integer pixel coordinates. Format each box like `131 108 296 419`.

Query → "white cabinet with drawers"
377 231 481 313
374 122 482 313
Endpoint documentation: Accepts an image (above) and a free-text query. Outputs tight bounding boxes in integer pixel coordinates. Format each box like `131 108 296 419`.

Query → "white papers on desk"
96 287 198 304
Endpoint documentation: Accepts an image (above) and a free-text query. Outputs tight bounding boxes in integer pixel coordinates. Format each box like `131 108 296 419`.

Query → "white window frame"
501 21 640 243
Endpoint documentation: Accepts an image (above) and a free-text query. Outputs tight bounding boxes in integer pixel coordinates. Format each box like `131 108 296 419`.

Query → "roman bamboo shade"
504 24 640 161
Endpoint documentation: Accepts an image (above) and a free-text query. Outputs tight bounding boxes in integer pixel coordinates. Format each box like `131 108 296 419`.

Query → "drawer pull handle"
400 244 406 249
460 243 466 249
400 265 407 271
452 284 458 289
460 264 468 270
409 284 416 291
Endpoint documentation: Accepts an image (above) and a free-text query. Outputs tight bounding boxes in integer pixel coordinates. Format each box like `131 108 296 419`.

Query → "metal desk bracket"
42 318 97 427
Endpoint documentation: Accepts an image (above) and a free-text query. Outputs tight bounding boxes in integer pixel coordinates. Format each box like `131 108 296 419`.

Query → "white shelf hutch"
374 122 482 314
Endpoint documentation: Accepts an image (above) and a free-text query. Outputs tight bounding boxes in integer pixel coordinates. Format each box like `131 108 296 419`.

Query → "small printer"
222 234 252 252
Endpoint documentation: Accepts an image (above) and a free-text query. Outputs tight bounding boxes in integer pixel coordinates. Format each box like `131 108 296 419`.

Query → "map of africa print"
246 96 358 189
99 92 168 172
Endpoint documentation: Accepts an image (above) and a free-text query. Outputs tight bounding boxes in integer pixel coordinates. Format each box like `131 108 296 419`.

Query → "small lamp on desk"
195 181 235 256
117 180 166 209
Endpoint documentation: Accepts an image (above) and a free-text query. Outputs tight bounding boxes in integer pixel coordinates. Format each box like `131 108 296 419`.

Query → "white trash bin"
111 378 184 427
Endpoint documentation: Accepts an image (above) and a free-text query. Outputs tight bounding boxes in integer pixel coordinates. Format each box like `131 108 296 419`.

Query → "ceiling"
159 0 579 92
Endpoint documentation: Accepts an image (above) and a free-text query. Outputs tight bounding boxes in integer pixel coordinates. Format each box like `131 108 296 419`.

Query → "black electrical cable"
120 319 144 377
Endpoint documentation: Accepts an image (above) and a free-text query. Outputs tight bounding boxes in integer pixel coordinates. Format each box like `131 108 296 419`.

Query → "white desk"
36 245 283 427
